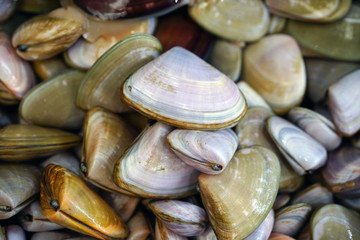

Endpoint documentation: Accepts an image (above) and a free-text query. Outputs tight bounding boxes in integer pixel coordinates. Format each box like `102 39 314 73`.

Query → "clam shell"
244 34 306 114
292 183 333 209
305 59 359 103
126 211 152 240
102 191 139 222
194 227 217 240
0 164 41 219
209 39 242 81
267 116 327 175
149 200 208 237
166 129 238 174
30 231 73 240
18 200 63 232
288 107 342 151
0 32 35 99
236 107 304 192
199 146 280 240
32 56 68 81
340 197 360 211
236 82 272 111
121 46 247 130
2 225 26 240
40 164 129 239
65 18 156 70
41 152 82 177
286 3 360 61
154 14 212 58
265 0 345 21
321 146 360 197
155 218 187 240
267 15 286 34
273 203 312 237
12 16 83 60
114 122 200 199
189 0 269 42
244 209 274 240
72 0 189 20
274 194 291 211
0 124 81 162
328 69 360 136
311 204 360 240
81 107 137 195
76 33 161 113
20 69 85 130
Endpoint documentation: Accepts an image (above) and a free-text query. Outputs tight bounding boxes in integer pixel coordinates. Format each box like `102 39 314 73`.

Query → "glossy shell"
199 146 280 240
120 46 247 130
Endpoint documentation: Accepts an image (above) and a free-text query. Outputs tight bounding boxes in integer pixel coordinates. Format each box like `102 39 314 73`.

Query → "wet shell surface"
199 146 280 240
149 200 208 237
19 70 85 130
81 107 137 195
0 32 35 99
114 122 200 199
267 116 327 175
120 46 247 130
166 129 238 174
0 164 41 220
311 204 360 240
321 146 360 197
292 183 333 209
155 218 187 240
243 34 306 114
244 209 274 240
76 34 162 113
236 81 272 112
288 107 342 151
0 124 81 162
40 164 129 240
328 69 360 136
189 0 269 42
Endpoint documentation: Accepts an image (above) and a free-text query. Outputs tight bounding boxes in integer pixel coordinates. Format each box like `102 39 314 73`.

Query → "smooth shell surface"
114 122 200 198
189 0 269 42
149 200 208 237
311 204 360 240
236 107 304 192
305 59 359 103
292 183 333 209
287 3 360 61
244 209 274 240
0 125 81 162
121 46 247 130
0 164 41 219
0 32 35 99
12 16 83 60
267 116 327 175
20 70 85 130
40 164 129 240
81 107 137 194
288 107 342 151
155 218 187 240
273 203 312 237
77 34 162 113
41 152 82 177
321 146 360 197
199 146 280 240
328 69 360 136
244 34 306 114
65 18 156 70
237 82 272 112
19 200 63 232
166 129 238 174
33 56 68 81
102 191 139 222
126 211 152 240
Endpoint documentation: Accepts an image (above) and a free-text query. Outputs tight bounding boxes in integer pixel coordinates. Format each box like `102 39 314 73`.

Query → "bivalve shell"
120 46 247 130
114 122 200 198
328 69 360 136
267 116 327 175
166 129 238 174
244 34 306 114
199 146 280 240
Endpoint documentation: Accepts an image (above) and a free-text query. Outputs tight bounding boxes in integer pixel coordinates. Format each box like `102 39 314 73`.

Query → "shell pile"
0 0 359 239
